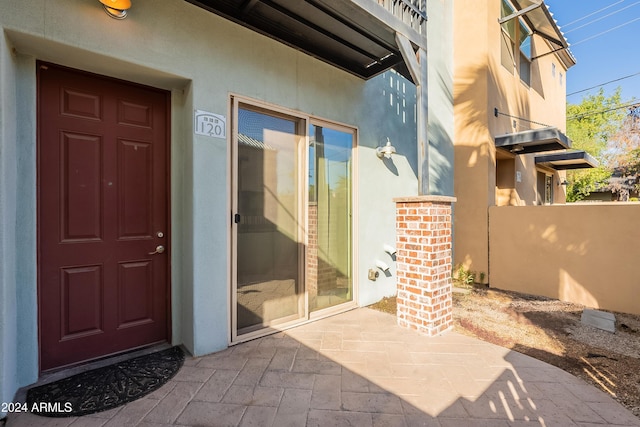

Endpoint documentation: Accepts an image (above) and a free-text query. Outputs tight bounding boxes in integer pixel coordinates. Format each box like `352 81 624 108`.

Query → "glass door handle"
149 245 165 255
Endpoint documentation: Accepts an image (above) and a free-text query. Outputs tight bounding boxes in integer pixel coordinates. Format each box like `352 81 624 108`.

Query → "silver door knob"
149 245 165 255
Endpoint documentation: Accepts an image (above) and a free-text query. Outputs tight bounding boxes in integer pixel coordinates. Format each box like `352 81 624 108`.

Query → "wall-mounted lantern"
99 0 131 19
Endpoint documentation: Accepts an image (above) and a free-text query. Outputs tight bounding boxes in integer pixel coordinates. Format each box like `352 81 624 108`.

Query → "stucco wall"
0 0 453 407
453 0 571 277
489 204 640 316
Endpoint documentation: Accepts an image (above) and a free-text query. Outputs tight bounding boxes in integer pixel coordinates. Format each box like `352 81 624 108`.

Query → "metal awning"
535 150 599 170
495 127 571 155
502 0 575 68
185 0 426 81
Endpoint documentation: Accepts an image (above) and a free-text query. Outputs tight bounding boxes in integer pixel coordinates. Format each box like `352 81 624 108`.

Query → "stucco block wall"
489 204 640 316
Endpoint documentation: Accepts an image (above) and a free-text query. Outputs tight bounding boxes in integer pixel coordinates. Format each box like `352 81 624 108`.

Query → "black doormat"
27 346 184 418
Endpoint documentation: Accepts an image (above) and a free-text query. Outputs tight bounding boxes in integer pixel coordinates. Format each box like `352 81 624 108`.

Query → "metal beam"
241 0 260 14
417 47 429 195
395 33 419 84
498 1 542 24
396 33 429 195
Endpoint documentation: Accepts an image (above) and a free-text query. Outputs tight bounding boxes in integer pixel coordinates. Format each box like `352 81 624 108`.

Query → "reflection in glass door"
234 105 304 336
232 99 355 341
308 124 353 312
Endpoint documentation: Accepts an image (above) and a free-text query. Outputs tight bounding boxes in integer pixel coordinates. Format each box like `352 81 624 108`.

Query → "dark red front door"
38 63 170 371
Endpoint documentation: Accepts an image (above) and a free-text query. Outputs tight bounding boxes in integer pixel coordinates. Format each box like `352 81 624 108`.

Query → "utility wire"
567 71 640 97
564 1 640 34
561 0 625 28
567 100 640 121
570 17 640 46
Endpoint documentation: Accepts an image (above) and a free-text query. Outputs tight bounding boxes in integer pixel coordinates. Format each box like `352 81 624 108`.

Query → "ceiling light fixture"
99 0 131 19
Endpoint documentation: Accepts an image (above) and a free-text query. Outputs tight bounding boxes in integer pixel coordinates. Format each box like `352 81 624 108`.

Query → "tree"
602 105 640 200
565 88 626 202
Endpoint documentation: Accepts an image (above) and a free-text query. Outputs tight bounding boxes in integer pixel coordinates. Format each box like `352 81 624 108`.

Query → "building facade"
453 0 586 279
0 0 454 410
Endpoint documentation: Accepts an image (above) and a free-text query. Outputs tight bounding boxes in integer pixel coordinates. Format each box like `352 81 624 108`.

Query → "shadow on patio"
7 308 640 426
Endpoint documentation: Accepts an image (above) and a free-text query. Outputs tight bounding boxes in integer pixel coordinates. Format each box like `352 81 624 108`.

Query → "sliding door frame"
229 94 358 345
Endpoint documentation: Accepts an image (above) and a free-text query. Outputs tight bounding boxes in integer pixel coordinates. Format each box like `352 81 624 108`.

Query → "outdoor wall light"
376 138 396 159
99 0 131 19
558 179 569 186
375 260 390 272
384 244 396 256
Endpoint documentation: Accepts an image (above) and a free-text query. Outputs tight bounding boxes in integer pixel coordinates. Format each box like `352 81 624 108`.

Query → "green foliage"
566 167 611 202
453 265 485 288
566 88 626 201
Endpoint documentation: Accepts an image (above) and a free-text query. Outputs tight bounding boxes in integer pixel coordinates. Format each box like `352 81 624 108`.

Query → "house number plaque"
195 110 226 139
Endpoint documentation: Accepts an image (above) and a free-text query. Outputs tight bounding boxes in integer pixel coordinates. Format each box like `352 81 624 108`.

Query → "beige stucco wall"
489 204 640 316
454 0 571 276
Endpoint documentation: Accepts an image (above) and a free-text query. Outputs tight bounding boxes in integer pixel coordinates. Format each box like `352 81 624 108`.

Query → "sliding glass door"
232 98 354 341
233 105 304 336
308 124 353 312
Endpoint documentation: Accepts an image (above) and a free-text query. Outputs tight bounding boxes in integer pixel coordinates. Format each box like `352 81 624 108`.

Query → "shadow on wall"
361 68 455 196
429 67 455 196
453 49 545 273
489 205 640 316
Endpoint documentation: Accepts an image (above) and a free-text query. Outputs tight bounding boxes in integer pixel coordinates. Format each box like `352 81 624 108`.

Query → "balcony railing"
375 0 427 34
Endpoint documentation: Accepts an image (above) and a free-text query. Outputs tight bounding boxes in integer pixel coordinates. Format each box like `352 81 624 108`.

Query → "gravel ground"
369 287 640 419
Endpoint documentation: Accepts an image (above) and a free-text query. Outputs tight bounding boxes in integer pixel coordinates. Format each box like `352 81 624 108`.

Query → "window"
519 21 532 85
500 0 516 72
552 63 556 77
500 0 533 85
537 171 554 205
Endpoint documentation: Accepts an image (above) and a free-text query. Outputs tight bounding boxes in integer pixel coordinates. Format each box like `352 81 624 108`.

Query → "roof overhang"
535 150 599 170
503 0 576 69
495 127 572 155
184 0 426 81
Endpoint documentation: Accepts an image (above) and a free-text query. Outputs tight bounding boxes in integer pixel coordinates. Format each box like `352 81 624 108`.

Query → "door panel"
61 132 103 241
308 124 353 312
38 63 170 371
234 106 304 335
60 265 103 339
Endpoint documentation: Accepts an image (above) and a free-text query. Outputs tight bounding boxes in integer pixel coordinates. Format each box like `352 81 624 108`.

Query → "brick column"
393 195 456 336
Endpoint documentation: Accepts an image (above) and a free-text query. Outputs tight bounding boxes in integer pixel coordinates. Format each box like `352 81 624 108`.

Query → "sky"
543 0 640 106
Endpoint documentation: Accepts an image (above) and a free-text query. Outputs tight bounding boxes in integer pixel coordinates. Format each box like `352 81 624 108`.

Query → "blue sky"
544 0 640 105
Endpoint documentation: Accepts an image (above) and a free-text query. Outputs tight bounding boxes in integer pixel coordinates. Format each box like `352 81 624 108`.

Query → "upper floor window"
519 21 532 85
500 0 532 85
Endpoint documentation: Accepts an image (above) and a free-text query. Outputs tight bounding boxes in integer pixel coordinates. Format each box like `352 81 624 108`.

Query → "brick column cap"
393 195 457 204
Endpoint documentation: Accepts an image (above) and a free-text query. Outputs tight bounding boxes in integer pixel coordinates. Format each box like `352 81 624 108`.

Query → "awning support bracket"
498 1 543 24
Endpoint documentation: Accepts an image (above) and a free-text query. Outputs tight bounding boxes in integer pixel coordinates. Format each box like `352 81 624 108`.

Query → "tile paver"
6 307 640 426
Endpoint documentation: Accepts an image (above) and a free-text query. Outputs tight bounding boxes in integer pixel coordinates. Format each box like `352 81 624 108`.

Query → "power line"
564 1 640 34
567 100 640 121
562 0 625 28
570 16 640 47
567 71 640 97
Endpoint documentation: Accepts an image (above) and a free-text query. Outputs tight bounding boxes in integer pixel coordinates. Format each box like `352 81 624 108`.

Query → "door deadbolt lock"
157 231 164 238
149 245 165 255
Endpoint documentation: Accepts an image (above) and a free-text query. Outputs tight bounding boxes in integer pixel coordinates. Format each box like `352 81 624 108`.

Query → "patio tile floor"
7 308 640 426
